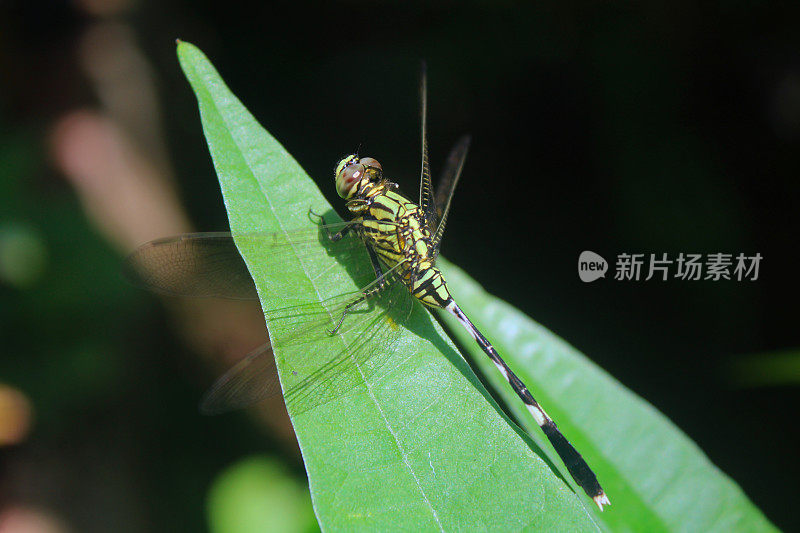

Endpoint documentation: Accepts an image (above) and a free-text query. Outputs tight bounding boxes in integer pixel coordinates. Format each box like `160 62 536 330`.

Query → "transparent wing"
199 266 415 415
199 342 279 414
418 62 438 231
432 135 471 257
124 220 370 300
124 232 259 299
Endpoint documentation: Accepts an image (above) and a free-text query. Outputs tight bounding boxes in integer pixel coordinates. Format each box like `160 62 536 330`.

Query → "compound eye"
335 163 363 198
358 157 382 171
343 165 362 182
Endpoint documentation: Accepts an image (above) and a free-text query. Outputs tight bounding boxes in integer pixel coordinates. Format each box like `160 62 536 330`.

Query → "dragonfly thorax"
334 154 383 199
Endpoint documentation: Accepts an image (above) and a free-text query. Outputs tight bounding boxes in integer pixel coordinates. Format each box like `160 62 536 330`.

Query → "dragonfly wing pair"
125 220 413 414
124 219 369 301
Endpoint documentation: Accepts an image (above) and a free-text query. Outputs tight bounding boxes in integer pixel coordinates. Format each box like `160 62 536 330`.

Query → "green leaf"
177 42 597 531
207 456 318 533
438 259 778 532
176 41 775 532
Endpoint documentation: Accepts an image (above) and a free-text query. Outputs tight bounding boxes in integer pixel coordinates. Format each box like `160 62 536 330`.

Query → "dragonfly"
126 66 609 511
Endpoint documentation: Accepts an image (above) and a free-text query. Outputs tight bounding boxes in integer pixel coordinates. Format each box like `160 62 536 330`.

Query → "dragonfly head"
334 155 383 199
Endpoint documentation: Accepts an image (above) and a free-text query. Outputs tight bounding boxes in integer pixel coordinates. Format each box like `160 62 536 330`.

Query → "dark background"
1 1 798 531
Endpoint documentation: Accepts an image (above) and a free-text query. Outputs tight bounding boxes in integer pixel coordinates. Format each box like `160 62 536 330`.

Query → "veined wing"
418 62 438 231
124 220 370 300
200 266 415 415
432 135 471 257
199 342 278 414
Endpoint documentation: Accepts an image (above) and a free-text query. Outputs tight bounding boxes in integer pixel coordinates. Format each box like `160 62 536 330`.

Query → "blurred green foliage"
207 456 317 533
0 124 128 432
0 119 302 531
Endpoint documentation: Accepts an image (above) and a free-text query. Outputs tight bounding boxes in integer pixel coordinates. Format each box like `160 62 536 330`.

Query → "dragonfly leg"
307 207 325 222
365 245 384 280
327 226 352 242
307 208 355 242
328 295 365 335
328 249 393 336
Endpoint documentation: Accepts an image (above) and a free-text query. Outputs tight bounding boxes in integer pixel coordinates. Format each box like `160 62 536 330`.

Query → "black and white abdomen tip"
444 300 610 510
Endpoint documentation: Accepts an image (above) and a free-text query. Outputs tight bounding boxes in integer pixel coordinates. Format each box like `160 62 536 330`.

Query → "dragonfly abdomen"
444 300 610 510
409 265 452 307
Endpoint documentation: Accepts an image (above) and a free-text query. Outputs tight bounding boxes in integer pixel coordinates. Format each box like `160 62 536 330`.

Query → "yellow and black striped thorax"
347 180 453 308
